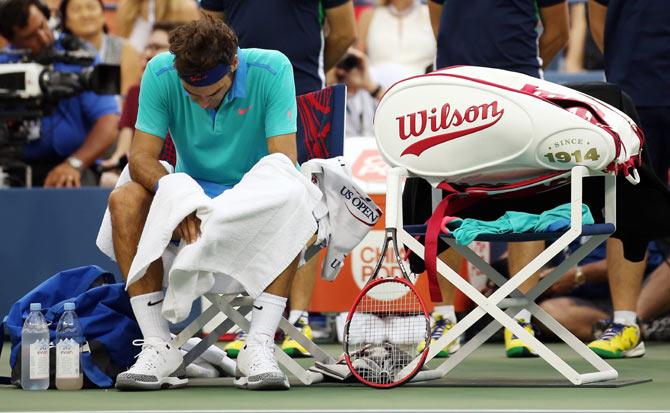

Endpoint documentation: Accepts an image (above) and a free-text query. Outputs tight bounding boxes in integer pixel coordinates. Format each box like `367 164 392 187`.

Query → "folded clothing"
446 203 594 245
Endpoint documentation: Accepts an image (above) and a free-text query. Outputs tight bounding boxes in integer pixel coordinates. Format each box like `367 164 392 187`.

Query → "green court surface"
1 341 669 412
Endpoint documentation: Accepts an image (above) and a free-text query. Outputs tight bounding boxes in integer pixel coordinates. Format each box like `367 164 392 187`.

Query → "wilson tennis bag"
374 66 645 301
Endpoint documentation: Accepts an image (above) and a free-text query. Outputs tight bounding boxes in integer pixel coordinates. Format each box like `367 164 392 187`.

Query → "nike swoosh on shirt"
238 105 252 115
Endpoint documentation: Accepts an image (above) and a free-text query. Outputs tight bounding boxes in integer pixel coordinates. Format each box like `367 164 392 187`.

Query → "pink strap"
440 216 460 235
424 187 484 302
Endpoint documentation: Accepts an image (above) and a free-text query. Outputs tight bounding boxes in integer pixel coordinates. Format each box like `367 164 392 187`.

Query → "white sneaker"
347 313 386 344
116 338 187 390
386 315 429 345
234 334 289 390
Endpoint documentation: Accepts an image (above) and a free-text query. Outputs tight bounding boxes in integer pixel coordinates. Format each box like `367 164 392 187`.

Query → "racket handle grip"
385 167 405 229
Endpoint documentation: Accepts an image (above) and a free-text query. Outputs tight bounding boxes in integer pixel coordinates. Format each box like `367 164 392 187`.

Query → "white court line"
31 409 670 413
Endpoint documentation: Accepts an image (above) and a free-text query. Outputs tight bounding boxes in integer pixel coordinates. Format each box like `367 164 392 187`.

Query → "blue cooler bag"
6 265 141 388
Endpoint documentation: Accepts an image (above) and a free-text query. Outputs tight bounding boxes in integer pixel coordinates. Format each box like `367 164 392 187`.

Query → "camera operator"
0 0 119 187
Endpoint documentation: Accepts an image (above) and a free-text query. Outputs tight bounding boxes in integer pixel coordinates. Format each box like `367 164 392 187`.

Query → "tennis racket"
343 228 431 388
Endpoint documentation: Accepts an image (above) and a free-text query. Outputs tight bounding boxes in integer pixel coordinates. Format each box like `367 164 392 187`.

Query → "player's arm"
324 1 357 71
588 0 607 53
264 53 298 164
428 0 443 40
130 56 171 192
128 129 168 193
267 133 298 165
538 1 570 69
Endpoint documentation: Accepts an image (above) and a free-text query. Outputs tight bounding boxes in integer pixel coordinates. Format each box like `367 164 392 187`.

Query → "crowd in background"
0 0 668 355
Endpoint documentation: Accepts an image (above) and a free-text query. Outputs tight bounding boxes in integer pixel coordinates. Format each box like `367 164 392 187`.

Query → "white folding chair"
383 165 619 385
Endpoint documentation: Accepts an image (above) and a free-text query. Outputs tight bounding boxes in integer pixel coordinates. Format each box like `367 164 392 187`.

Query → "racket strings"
347 280 429 386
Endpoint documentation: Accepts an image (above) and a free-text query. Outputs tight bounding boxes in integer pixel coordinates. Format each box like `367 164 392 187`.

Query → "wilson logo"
396 101 504 156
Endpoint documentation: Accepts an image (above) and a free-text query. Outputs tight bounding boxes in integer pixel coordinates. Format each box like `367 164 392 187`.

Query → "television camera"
0 44 120 187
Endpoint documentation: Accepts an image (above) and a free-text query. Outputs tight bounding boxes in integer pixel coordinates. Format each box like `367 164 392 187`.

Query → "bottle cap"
64 302 75 311
29 303 41 311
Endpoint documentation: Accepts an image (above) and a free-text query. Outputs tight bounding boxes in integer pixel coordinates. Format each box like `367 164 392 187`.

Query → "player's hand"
44 162 82 188
176 212 201 244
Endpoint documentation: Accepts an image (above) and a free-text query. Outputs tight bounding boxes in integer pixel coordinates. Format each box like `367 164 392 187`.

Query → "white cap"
64 302 75 311
30 303 41 311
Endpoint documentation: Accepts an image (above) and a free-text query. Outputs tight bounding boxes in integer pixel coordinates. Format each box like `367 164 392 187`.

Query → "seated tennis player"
108 17 305 391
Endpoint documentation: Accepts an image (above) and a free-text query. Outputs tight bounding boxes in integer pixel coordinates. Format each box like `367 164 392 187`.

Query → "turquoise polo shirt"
136 48 297 185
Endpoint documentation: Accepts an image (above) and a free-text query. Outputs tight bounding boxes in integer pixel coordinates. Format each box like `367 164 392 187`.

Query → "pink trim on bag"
440 216 460 235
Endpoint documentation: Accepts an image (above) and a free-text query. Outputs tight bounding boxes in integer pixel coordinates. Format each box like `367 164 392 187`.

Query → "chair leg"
183 307 251 368
207 294 325 385
172 304 221 349
278 318 336 364
399 229 617 385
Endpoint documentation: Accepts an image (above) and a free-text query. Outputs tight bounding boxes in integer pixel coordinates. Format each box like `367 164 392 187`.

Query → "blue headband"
181 62 231 87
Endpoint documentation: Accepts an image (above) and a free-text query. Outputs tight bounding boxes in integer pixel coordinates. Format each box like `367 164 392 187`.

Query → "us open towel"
302 157 381 281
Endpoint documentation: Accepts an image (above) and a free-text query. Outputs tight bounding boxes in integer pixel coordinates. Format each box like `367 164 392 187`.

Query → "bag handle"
424 184 485 302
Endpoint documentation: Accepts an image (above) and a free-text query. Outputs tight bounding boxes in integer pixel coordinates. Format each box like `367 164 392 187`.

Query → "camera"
0 42 120 187
337 53 362 72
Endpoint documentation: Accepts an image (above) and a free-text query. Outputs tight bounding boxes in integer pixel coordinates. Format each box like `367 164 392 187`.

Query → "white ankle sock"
130 291 171 341
515 309 532 323
249 293 287 340
433 305 456 323
288 310 308 325
613 310 638 326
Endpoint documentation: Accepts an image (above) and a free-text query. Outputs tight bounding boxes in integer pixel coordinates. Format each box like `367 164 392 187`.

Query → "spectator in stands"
0 0 119 187
405 0 569 359
357 0 436 85
589 0 670 186
115 0 200 93
201 0 356 96
59 0 139 95
201 0 356 358
99 21 179 188
582 0 670 358
334 48 385 137
116 0 200 52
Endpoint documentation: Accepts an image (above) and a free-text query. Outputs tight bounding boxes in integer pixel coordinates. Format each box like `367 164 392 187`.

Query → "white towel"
302 157 382 281
96 161 174 261
129 154 320 323
126 172 212 287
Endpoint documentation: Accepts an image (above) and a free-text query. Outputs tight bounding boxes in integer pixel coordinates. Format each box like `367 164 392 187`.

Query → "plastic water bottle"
21 303 50 390
55 302 84 390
